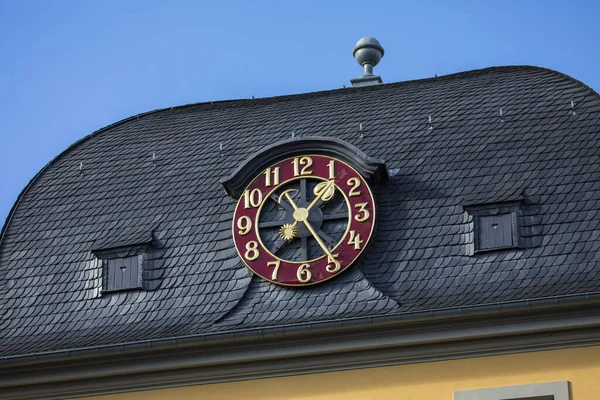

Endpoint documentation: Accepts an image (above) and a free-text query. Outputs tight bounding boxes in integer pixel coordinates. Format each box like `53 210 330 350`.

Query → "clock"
232 155 376 286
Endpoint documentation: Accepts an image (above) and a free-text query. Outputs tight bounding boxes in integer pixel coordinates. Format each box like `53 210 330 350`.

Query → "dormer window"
91 233 164 293
475 213 516 251
94 245 148 293
465 202 520 253
105 255 142 292
463 192 543 255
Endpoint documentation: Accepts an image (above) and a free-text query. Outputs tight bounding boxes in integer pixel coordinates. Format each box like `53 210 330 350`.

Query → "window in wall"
454 381 570 400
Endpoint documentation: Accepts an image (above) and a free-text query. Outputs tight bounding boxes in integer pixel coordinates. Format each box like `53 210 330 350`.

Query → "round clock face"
232 155 376 286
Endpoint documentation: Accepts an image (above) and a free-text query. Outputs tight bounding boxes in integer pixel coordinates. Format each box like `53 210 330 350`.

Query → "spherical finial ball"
352 37 384 67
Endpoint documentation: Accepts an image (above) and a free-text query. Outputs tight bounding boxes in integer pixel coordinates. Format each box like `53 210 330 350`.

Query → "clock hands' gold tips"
305 179 335 212
278 189 299 205
283 192 300 211
279 224 297 241
313 181 335 202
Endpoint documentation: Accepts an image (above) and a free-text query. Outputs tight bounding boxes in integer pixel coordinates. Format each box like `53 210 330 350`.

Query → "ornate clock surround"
222 137 388 286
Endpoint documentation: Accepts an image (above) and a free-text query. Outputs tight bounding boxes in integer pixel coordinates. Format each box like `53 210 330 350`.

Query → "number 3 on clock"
354 202 370 222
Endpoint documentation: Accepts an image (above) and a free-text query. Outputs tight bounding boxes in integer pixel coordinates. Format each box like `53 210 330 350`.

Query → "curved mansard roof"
1 66 600 357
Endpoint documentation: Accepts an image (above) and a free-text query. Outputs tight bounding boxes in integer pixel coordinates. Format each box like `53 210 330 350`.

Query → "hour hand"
276 190 303 240
272 192 295 213
278 189 300 210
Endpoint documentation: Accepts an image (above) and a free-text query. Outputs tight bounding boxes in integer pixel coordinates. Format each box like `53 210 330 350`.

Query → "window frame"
92 242 150 294
103 254 143 293
464 200 521 254
474 211 518 252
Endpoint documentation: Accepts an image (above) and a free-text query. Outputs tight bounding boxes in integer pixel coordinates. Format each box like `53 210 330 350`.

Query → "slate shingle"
1 66 600 356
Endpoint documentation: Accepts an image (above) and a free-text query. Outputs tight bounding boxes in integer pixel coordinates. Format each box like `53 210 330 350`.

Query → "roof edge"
2 299 600 399
3 290 600 368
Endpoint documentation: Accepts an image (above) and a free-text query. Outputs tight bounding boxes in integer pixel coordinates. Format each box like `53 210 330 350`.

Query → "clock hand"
283 191 299 210
302 218 341 270
272 193 295 213
279 182 337 244
283 192 336 259
277 190 298 206
304 179 335 213
277 192 302 240
279 181 334 218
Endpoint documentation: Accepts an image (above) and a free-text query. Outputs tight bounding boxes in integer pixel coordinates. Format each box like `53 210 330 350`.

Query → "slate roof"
1 66 600 358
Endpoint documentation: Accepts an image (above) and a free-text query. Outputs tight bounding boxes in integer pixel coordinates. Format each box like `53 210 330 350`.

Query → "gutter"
3 290 600 368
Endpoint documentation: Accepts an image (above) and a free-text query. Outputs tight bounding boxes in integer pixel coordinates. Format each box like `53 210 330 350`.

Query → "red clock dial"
232 155 375 286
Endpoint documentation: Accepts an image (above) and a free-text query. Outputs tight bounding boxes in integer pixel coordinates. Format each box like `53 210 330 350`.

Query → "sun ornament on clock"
232 154 376 286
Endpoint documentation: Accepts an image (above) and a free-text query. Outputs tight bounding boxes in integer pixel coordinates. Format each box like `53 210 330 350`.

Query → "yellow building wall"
80 345 600 400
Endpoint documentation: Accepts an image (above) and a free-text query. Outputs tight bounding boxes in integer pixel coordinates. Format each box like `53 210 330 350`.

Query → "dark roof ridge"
1 64 597 253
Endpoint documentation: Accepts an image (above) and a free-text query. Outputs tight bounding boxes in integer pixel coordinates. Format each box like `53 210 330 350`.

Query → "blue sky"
1 0 599 227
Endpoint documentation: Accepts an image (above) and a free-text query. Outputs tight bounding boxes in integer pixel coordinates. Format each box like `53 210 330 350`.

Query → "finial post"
350 37 385 87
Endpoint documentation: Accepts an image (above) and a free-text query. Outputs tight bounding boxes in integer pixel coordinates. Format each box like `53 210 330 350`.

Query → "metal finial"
350 37 384 87
353 37 384 76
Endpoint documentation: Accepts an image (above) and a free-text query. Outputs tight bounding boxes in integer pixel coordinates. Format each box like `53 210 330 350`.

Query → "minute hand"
302 218 337 261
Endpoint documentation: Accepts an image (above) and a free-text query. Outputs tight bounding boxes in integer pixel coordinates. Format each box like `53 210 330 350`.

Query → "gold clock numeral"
297 263 312 283
234 156 376 286
326 253 341 274
347 230 363 250
292 156 313 176
348 177 361 197
242 188 263 209
237 216 252 235
354 202 370 222
267 260 281 280
245 241 260 261
327 160 335 179
264 167 280 187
